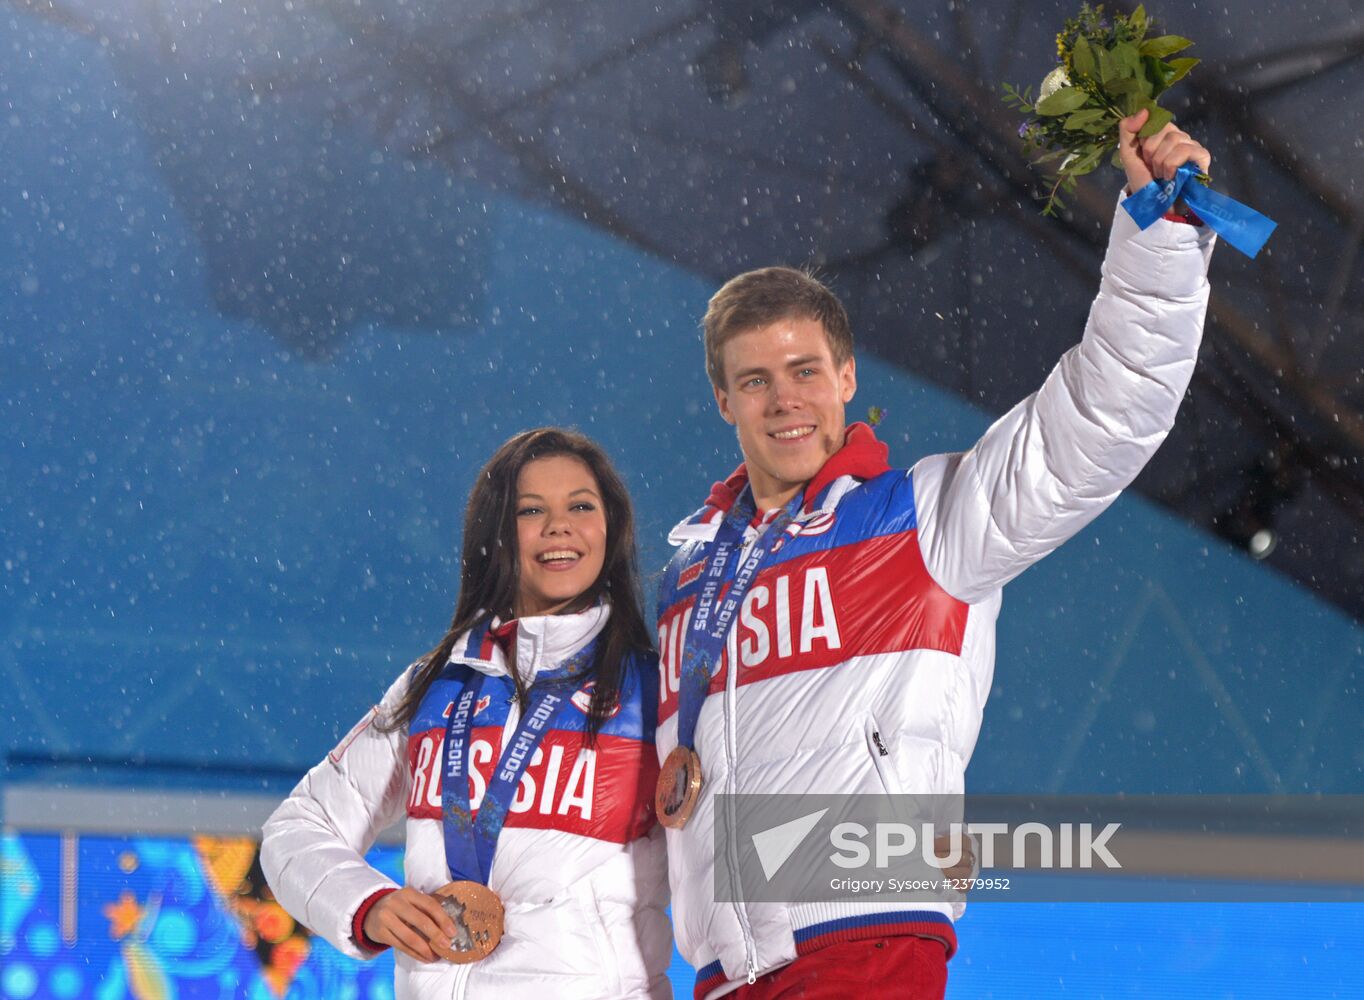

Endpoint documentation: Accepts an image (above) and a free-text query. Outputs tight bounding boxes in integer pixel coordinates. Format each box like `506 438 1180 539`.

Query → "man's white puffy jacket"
654 202 1216 997
261 604 672 999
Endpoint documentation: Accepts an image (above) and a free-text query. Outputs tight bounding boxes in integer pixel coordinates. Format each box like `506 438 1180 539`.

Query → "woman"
261 428 670 999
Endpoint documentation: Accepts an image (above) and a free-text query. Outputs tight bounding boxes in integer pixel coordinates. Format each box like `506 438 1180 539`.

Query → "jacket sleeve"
622 655 674 998
635 824 675 999
260 665 416 960
911 197 1216 604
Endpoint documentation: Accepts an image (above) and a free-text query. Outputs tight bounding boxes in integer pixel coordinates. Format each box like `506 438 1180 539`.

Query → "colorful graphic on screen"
1 831 403 1000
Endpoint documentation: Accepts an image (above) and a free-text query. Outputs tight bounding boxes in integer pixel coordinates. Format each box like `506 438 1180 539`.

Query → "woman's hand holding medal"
363 887 461 963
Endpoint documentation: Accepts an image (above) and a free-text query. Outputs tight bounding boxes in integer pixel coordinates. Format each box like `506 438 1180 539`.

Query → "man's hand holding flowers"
1118 107 1210 204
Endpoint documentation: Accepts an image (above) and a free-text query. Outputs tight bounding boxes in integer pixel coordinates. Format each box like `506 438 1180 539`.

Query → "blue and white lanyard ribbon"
440 641 596 884
1123 162 1277 258
675 488 804 754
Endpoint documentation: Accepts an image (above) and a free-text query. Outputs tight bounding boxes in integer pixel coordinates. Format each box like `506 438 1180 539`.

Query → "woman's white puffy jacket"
261 604 672 999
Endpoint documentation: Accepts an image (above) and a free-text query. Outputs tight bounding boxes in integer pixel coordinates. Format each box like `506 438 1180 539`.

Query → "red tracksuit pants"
717 937 948 1000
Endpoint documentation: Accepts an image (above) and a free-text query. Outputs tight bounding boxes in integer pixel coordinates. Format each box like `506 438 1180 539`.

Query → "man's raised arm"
911 112 1218 604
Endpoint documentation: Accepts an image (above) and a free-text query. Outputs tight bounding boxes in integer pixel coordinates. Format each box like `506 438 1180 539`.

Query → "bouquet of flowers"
1002 4 1207 214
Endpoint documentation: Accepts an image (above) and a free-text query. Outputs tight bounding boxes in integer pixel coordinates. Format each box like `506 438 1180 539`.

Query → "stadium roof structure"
15 0 1364 618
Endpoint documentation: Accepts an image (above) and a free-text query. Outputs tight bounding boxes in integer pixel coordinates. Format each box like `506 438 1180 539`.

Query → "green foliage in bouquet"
1002 3 1206 214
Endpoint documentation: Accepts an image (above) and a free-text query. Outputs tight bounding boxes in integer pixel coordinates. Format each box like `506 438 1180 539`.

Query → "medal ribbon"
675 488 804 753
1122 161 1277 258
440 639 597 884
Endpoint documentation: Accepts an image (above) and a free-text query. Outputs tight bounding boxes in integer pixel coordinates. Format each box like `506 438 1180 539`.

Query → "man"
654 111 1216 999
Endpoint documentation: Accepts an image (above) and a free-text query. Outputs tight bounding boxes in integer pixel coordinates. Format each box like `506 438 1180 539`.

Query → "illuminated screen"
3 832 1361 998
2 831 402 999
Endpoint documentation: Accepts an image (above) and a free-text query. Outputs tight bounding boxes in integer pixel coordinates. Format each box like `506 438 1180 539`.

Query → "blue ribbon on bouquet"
1122 162 1277 258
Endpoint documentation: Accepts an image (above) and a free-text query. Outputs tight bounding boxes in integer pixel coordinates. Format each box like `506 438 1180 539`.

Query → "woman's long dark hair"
383 428 654 742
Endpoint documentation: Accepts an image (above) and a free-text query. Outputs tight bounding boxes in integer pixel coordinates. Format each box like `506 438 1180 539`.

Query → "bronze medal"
429 881 505 963
656 745 703 830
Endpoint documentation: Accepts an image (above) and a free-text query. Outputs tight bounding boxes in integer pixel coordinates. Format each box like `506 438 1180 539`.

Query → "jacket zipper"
724 533 759 985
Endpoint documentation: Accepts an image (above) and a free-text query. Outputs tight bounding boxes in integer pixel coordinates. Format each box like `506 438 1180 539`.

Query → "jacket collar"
672 422 891 542
447 601 609 683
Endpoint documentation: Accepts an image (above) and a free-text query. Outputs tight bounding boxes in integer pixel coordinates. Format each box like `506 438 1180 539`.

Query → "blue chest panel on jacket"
411 653 658 741
659 470 918 616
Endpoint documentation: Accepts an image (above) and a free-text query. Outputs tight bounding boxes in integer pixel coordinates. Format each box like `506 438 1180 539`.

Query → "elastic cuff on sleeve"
352 887 399 953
